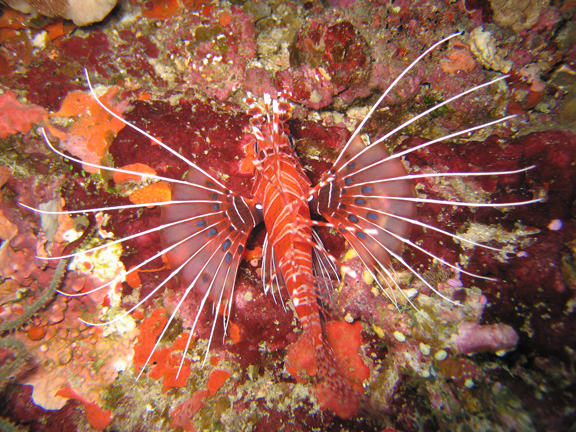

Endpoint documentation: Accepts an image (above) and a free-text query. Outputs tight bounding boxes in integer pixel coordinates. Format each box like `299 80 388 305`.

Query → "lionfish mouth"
22 32 539 421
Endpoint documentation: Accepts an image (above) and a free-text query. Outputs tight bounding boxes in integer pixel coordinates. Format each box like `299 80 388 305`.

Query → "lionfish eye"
278 112 290 122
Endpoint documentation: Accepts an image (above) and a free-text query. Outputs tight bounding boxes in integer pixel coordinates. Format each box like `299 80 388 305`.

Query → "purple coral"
449 321 519 355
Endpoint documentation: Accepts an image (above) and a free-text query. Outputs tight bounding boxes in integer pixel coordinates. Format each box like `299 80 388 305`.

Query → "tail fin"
286 320 370 419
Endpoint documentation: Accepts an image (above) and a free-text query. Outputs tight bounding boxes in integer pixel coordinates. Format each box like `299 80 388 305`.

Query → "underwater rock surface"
0 0 575 431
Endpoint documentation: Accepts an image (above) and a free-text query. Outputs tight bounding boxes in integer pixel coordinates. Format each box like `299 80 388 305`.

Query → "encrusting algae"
46 88 128 174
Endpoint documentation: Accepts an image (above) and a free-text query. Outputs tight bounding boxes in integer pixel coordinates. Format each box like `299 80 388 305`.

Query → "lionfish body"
248 95 369 415
26 33 540 420
251 108 318 330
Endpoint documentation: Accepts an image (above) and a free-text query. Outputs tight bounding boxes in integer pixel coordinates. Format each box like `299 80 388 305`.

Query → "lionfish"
24 32 538 418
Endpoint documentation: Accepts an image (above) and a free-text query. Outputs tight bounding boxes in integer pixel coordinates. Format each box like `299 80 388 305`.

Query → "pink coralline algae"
0 170 136 425
0 224 134 409
448 321 519 355
327 0 359 8
169 389 210 432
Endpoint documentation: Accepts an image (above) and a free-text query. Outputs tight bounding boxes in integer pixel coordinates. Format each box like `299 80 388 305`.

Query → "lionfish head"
246 92 294 157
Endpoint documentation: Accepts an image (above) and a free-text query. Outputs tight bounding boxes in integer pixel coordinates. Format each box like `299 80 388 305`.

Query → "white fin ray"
366 195 542 207
39 128 223 193
373 209 510 254
261 233 288 310
59 216 223 298
311 229 341 290
334 32 463 167
78 219 226 326
353 209 498 281
20 199 223 216
83 68 228 190
175 231 244 376
35 210 222 261
347 217 461 306
359 165 537 187
337 75 510 174
342 115 519 183
135 241 226 380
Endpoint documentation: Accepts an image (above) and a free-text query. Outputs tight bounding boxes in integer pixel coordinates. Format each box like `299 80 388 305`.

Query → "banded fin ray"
311 229 341 293
261 233 287 309
262 229 339 303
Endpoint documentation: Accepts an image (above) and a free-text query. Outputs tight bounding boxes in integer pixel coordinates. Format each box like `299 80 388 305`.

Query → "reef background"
0 0 575 431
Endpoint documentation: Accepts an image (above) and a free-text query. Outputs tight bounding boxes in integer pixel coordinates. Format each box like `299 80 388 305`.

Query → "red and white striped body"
249 95 363 417
250 96 322 339
252 142 323 341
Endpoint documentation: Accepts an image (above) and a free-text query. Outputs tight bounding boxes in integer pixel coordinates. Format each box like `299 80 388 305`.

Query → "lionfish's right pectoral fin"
310 135 417 289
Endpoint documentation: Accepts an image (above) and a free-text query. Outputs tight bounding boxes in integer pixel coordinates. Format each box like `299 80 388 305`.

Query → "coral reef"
275 17 371 109
0 154 137 428
0 0 575 430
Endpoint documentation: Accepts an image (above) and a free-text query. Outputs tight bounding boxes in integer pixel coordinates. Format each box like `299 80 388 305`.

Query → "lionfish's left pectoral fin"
162 172 263 305
310 135 417 287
